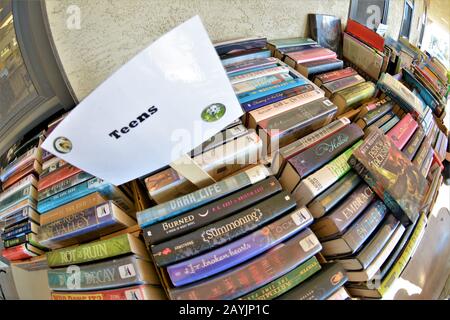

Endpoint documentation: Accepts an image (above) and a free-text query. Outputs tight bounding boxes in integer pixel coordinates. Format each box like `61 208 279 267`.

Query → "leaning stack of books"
0 131 47 262
342 19 389 82
138 164 352 300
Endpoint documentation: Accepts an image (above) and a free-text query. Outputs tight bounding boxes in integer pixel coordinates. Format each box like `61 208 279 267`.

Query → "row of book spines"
0 146 42 182
50 285 165 300
0 184 37 213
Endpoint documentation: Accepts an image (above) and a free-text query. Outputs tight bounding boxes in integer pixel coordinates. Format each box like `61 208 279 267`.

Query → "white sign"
376 23 388 37
42 16 243 185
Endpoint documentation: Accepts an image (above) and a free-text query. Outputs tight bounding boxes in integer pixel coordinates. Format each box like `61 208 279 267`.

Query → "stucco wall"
43 0 425 102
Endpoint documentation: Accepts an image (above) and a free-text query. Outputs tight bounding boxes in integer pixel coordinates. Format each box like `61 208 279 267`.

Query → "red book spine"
316 67 357 84
386 114 418 150
38 164 82 191
1 245 35 261
51 285 147 300
345 19 384 52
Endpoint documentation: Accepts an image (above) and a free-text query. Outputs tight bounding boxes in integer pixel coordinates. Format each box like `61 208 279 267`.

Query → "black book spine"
143 177 282 245
151 191 296 267
278 262 348 300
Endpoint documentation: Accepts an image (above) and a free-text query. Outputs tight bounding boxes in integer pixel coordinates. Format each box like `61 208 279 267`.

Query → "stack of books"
342 19 389 81
46 227 165 300
137 164 352 300
0 131 46 262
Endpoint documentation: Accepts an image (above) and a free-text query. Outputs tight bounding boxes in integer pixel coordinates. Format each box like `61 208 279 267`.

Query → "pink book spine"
289 49 337 64
386 114 418 150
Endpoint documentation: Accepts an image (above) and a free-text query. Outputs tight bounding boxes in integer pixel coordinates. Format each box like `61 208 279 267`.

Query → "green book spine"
239 256 321 300
46 233 132 267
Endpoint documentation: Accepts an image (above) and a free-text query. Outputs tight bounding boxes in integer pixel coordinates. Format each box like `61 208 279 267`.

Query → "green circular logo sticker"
201 103 226 122
54 136 72 154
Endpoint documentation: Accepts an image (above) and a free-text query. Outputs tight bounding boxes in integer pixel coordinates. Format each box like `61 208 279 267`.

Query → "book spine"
380 116 400 133
3 234 28 248
313 184 374 239
0 147 38 181
386 114 418 149
225 57 278 74
239 256 321 300
342 200 387 253
168 228 322 300
167 207 313 286
137 165 269 228
39 159 66 178
47 255 142 291
144 176 281 245
38 202 116 248
46 233 132 267
403 128 425 160
315 67 357 85
294 140 363 206
241 84 314 112
238 78 308 104
323 75 364 94
0 175 37 201
151 191 296 267
278 262 348 300
233 73 293 95
419 148 434 178
306 60 343 76
378 214 427 295
346 20 384 52
1 206 34 227
37 178 105 214
38 171 94 201
1 161 41 191
221 50 272 66
1 223 32 241
37 165 82 191
0 185 36 212
2 244 37 261
288 124 364 179
50 285 149 300
229 66 289 84
307 171 361 218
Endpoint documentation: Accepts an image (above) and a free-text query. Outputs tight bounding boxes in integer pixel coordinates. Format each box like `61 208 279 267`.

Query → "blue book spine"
241 83 313 112
221 50 272 66
37 178 105 214
309 60 343 75
402 69 439 112
2 224 31 241
238 78 308 104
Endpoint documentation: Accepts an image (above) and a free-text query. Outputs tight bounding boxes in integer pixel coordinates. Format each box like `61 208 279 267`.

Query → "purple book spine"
167 207 313 287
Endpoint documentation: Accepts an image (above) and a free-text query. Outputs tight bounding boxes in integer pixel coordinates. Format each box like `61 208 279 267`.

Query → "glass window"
0 0 38 118
400 0 414 39
349 0 390 30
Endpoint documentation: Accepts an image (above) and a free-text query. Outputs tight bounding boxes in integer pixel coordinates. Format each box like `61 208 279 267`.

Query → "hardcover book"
322 74 365 98
38 201 136 249
47 255 159 291
215 37 267 56
271 118 350 175
167 228 321 300
0 174 38 202
46 233 149 267
349 128 428 226
0 184 37 213
38 171 94 201
355 100 394 129
386 114 418 150
239 256 321 300
37 164 82 191
320 200 387 257
345 19 384 52
1 160 42 190
143 176 281 245
285 48 337 66
2 242 44 261
314 67 358 87
137 165 270 228
151 191 296 267
331 81 376 115
241 84 315 113
166 207 313 287
225 57 278 75
307 171 361 219
293 140 363 206
338 214 400 271
311 183 374 240
257 97 337 149
343 33 384 80
277 262 348 300
229 66 289 85
308 14 342 55
221 49 271 66
50 284 165 300
232 73 293 95
380 115 400 133
296 59 344 79
364 112 395 133
273 44 321 60
267 37 317 51
280 124 363 192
